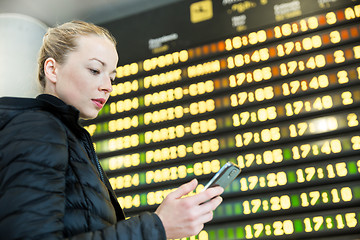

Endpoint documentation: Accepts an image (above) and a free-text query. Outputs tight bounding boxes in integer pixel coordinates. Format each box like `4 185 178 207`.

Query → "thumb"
169 179 198 199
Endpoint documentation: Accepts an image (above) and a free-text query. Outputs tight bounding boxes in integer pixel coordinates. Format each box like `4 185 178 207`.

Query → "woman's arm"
0 111 166 240
0 111 69 239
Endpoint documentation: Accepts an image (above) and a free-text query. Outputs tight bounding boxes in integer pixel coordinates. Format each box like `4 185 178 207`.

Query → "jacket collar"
36 94 80 123
36 94 85 136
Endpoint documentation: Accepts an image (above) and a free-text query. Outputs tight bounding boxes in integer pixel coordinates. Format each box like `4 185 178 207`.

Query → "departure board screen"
83 0 360 239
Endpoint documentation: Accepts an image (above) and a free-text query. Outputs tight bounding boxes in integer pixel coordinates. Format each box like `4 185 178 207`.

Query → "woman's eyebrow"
90 58 105 65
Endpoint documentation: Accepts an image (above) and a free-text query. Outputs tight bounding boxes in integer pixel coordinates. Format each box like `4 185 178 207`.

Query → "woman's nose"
100 76 113 93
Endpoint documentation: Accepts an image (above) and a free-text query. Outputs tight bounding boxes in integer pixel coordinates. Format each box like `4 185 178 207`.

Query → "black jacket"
0 94 166 240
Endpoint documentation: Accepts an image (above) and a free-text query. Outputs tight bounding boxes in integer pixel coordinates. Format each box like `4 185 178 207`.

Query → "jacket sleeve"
0 111 166 240
72 213 166 240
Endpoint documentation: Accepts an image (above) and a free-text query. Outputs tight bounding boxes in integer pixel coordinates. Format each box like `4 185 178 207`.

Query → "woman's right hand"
155 179 224 239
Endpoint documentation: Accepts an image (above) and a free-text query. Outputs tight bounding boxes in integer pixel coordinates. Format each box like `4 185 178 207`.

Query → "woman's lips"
92 98 106 109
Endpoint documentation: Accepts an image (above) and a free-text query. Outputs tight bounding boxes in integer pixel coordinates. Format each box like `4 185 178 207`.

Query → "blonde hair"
37 20 117 89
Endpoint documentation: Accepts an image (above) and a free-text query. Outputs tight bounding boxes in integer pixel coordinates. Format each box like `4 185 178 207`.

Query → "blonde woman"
0 20 223 239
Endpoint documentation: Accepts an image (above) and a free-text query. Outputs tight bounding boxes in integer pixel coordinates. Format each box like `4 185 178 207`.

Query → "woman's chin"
80 111 99 120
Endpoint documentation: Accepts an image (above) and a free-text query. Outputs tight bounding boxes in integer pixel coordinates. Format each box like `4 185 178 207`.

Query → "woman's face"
50 35 118 119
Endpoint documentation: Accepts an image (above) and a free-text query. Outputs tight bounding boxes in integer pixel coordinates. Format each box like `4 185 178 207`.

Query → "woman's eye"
90 69 100 75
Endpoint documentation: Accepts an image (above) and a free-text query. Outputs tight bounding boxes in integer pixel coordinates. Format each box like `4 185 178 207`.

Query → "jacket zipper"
94 154 105 183
83 131 105 182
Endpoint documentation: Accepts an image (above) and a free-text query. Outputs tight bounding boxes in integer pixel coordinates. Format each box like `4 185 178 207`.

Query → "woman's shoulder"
0 102 68 148
0 96 61 128
0 94 85 143
0 96 39 109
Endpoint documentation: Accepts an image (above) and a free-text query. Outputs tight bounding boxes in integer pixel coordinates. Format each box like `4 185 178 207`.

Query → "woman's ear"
44 58 58 84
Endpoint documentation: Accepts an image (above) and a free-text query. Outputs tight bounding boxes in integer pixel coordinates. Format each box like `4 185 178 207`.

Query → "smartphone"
202 162 241 191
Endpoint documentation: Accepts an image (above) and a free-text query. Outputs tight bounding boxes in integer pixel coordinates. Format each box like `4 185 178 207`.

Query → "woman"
0 21 223 239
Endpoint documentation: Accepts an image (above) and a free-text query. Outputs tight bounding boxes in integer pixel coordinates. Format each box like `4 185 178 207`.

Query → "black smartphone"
202 161 241 191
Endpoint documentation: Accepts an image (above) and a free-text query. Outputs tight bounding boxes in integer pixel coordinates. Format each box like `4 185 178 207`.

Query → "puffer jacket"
0 94 166 240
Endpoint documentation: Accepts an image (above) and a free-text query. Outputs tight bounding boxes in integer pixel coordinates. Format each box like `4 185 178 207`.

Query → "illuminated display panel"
91 28 360 122
112 156 360 209
205 207 360 239
82 1 360 239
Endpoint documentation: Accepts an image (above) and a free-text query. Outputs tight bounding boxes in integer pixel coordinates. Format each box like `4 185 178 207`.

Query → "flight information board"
83 0 360 239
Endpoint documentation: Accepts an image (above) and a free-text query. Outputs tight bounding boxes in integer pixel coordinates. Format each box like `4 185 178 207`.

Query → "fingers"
204 186 224 202
190 186 224 205
155 181 224 239
197 195 223 215
167 178 198 200
196 210 214 225
205 195 223 210
190 196 223 227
